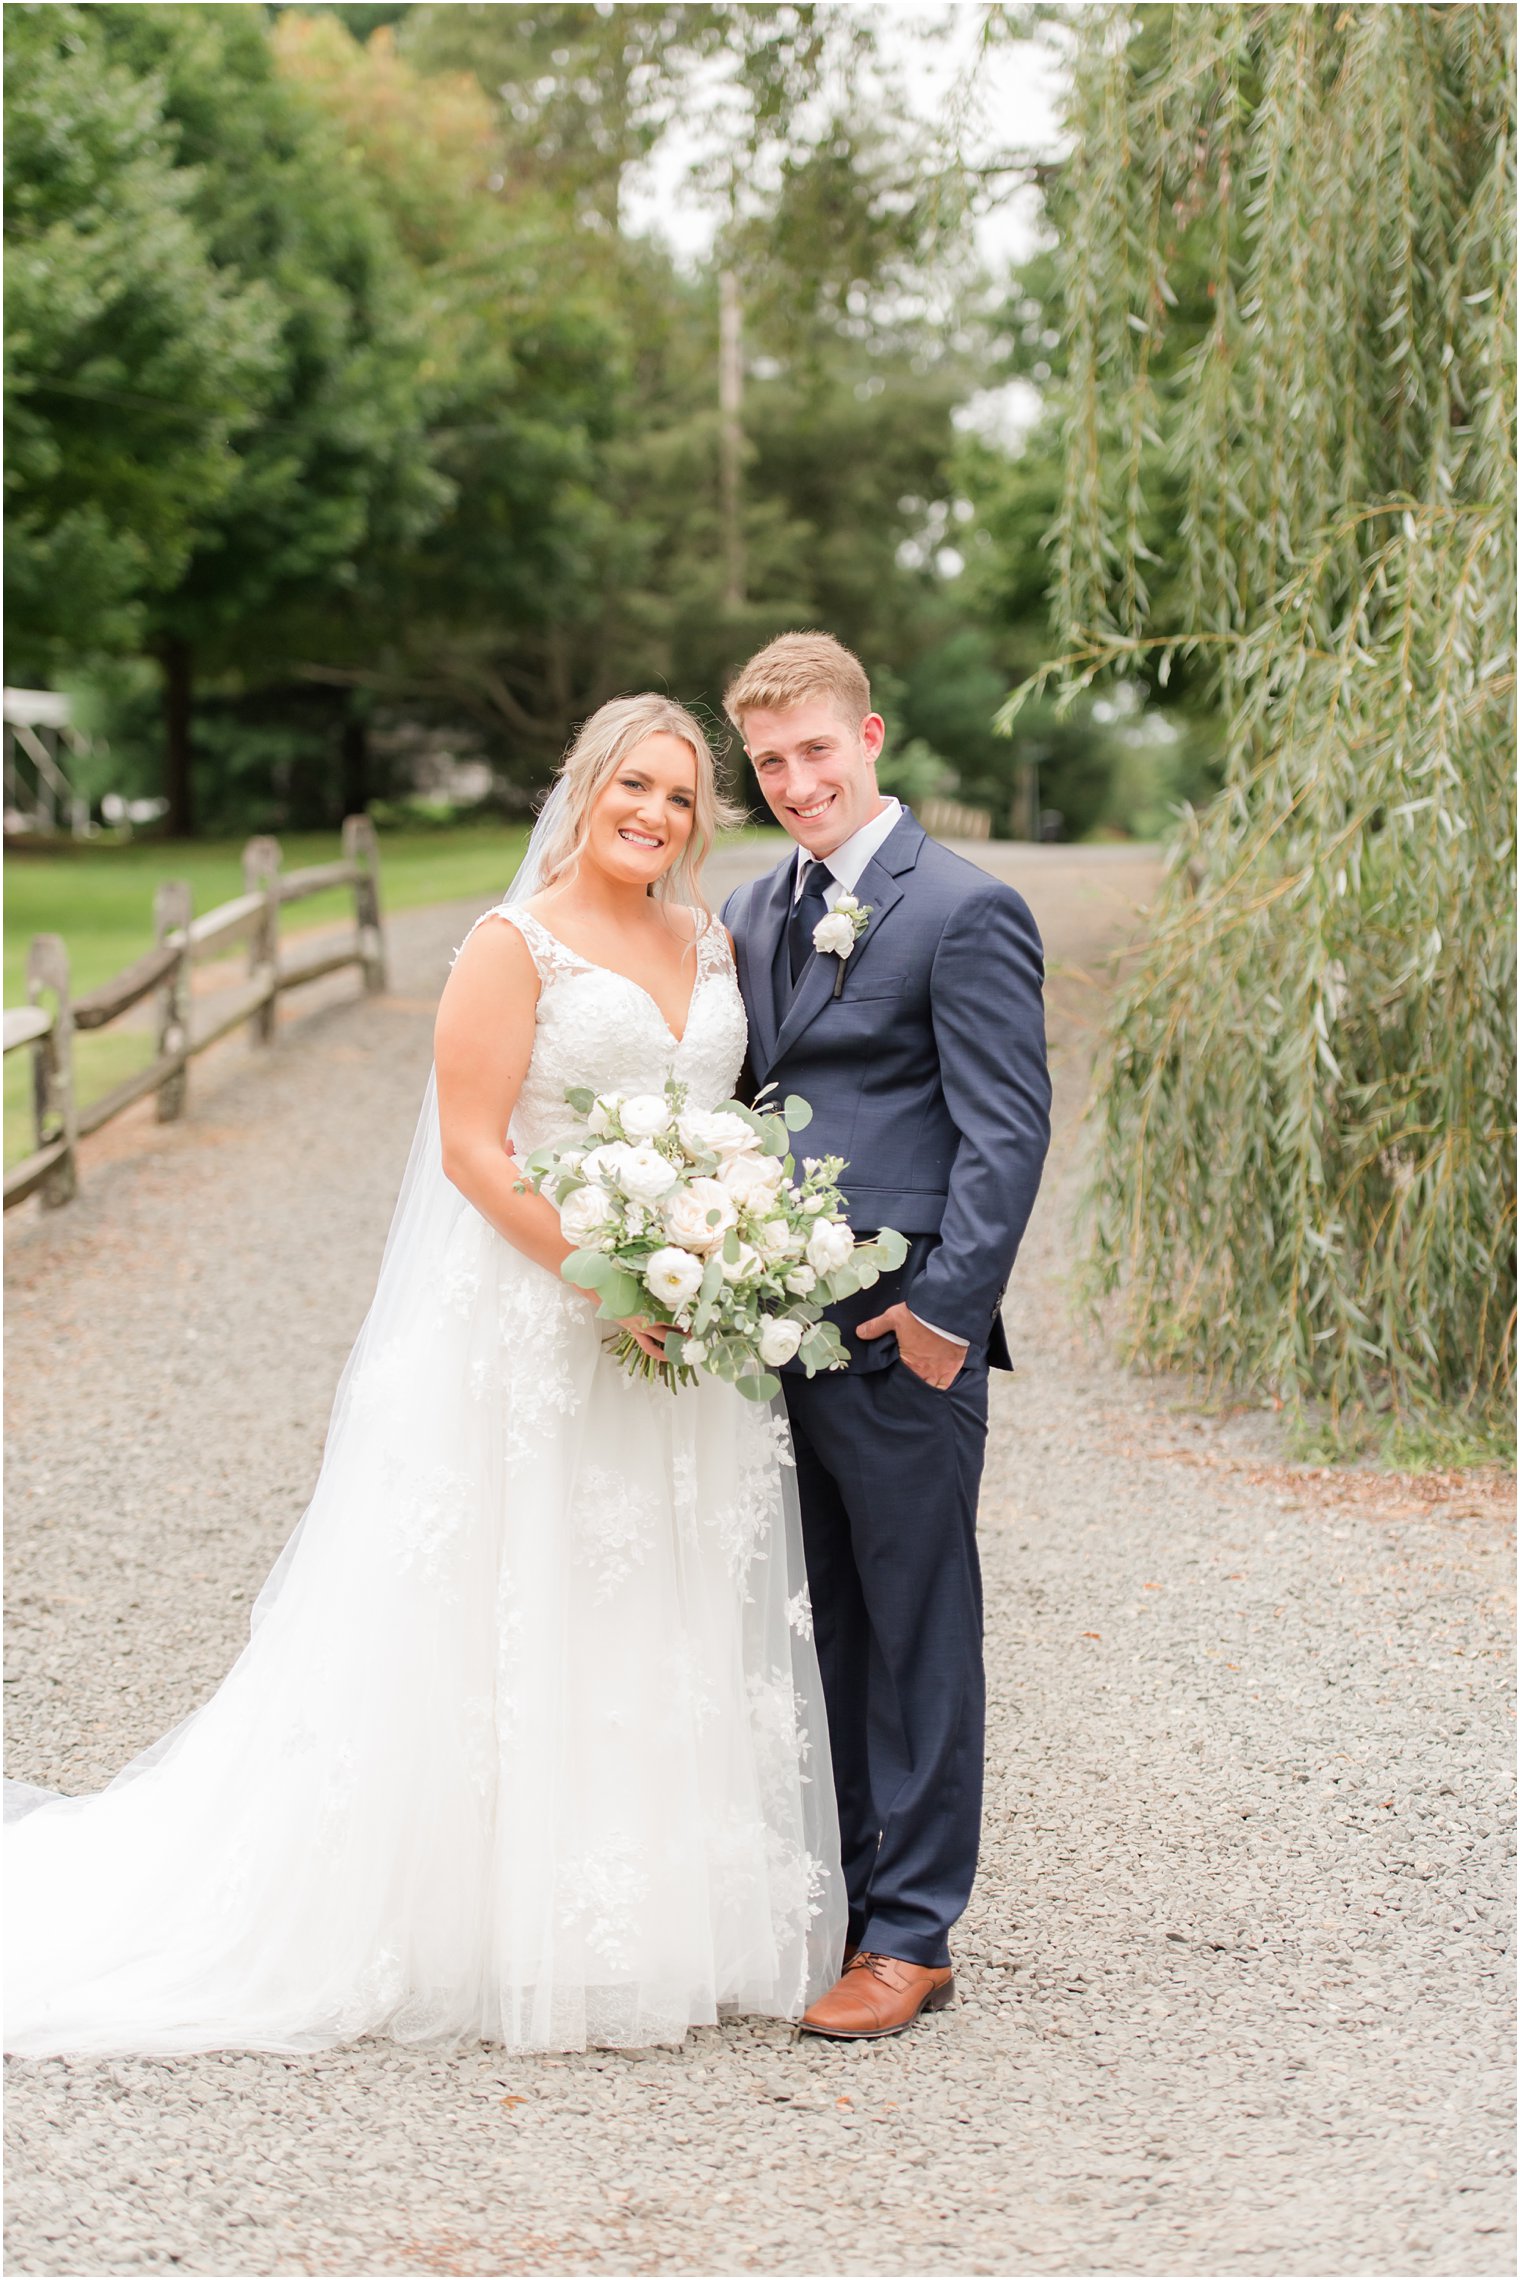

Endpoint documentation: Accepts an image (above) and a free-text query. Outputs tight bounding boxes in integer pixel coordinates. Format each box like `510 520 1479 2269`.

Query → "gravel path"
5 849 1513 2277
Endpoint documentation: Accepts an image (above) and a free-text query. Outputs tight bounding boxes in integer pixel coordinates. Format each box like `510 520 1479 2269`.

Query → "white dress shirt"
791 798 967 1352
790 796 903 905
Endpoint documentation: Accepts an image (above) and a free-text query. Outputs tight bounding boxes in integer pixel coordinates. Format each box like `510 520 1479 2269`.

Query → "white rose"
758 1316 804 1366
678 1108 753 1160
720 1241 761 1283
587 1093 621 1137
806 1218 856 1275
754 1217 794 1260
558 1184 617 1246
645 1246 704 1308
783 1264 817 1296
812 911 856 959
620 1092 673 1141
662 1177 737 1251
615 1144 680 1203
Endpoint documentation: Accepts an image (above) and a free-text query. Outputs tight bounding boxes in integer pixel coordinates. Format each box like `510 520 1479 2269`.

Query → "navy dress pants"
780 1348 990 1969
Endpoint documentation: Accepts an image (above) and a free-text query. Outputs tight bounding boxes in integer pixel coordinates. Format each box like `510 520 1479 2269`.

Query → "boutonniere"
813 893 872 997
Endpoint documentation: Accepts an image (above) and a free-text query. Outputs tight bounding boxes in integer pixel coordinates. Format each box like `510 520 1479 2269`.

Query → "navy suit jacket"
723 811 1051 1373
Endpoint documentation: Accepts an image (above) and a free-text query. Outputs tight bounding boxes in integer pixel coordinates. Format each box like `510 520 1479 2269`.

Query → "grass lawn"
4 823 531 1168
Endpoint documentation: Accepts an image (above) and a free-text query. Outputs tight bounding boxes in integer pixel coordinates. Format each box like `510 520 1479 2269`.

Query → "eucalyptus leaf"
596 1269 643 1320
561 1249 613 1290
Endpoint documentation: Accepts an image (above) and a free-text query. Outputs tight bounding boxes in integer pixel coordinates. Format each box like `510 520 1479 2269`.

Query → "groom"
722 632 1051 2039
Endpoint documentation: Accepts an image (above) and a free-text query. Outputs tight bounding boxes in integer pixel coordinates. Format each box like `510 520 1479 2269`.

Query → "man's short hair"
723 632 872 733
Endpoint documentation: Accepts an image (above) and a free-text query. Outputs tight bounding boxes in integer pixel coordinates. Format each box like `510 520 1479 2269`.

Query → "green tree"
3 4 280 675
402 2 747 227
289 5 992 796
272 9 638 781
1012 3 1516 1444
88 3 448 833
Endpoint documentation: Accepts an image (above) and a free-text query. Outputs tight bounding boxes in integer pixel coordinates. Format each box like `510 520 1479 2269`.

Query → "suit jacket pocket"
832 969 910 1003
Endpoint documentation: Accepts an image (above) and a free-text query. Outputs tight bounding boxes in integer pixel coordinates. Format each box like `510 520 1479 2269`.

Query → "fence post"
154 879 192 1123
343 813 387 994
27 935 77 1209
242 835 282 1044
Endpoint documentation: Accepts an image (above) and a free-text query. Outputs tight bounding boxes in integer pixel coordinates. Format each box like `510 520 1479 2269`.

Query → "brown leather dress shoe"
800 1951 955 2040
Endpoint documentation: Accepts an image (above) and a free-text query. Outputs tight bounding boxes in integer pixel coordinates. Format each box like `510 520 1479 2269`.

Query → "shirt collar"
792 797 902 901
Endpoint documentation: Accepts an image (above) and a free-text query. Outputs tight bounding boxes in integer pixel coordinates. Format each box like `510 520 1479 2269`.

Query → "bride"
5 693 845 2058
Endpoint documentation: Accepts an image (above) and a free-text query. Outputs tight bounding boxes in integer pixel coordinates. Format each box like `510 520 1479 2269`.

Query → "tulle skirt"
5 1194 844 2057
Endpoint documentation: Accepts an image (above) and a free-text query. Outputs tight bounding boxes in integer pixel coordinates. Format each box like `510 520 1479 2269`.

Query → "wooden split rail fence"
919 795 992 843
3 815 386 1213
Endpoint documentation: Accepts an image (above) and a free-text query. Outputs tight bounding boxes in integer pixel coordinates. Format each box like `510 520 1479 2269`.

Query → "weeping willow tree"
1006 5 1516 1445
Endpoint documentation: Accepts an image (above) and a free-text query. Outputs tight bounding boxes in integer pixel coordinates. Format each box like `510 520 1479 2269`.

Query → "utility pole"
718 267 745 612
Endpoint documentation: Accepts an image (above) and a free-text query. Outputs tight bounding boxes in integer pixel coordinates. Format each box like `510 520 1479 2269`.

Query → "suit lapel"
736 853 796 1079
769 811 925 1066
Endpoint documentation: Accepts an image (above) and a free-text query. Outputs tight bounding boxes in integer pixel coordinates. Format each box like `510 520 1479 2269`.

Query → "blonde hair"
533 693 741 916
723 631 872 732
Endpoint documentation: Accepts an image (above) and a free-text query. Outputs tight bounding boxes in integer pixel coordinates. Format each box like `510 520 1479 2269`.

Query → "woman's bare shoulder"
444 908 539 997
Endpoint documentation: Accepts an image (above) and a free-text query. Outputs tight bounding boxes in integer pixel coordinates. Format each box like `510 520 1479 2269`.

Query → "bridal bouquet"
520 1078 907 1398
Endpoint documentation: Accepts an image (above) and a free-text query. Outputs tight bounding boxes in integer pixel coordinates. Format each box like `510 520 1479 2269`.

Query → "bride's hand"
613 1312 671 1364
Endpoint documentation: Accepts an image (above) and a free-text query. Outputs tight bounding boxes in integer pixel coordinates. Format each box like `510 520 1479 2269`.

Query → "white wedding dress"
5 900 845 2057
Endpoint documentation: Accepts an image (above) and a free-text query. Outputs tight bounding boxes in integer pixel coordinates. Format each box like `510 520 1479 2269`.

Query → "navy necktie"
787 860 833 987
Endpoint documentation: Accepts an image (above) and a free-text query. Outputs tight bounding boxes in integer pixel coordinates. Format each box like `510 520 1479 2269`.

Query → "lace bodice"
475 905 748 1154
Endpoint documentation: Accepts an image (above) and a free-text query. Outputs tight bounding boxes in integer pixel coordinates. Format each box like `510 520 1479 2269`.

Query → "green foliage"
96 4 448 668
1018 4 1516 1441
3 2 1025 830
3 4 281 673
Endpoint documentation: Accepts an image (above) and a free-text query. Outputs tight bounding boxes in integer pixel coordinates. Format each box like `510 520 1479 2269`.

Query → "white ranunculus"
754 1216 794 1260
812 911 857 959
783 1264 817 1296
616 1144 680 1203
662 1177 736 1251
720 1241 761 1283
644 1246 704 1308
620 1092 673 1141
758 1316 804 1366
677 1107 753 1160
806 1217 856 1275
718 1150 785 1210
579 1142 632 1187
558 1184 617 1246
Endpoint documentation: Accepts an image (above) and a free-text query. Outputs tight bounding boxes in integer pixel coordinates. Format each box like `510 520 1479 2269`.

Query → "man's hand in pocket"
855 1303 966 1390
